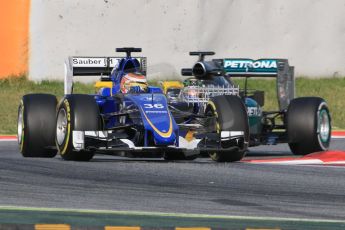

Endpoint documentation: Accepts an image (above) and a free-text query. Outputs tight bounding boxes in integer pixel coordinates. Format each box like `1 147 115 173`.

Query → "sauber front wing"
71 130 245 157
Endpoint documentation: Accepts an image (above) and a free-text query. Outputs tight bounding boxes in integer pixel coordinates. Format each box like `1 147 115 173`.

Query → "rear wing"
64 56 147 94
213 58 295 110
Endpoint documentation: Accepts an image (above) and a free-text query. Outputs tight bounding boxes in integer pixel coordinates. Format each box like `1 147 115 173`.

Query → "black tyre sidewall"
206 95 249 162
56 94 101 161
287 97 331 155
19 94 58 157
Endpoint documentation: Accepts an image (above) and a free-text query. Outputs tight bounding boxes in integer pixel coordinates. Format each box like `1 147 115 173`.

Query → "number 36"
144 103 164 109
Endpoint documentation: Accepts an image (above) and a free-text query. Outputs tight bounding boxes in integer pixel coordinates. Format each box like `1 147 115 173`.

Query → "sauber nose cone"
141 103 177 146
126 94 178 146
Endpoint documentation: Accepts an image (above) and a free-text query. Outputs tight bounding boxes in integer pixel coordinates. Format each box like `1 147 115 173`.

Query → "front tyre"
205 95 249 162
18 94 58 157
56 94 101 161
287 97 331 155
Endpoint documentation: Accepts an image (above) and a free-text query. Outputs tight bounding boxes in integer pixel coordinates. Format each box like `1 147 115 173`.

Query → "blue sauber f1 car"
17 48 248 162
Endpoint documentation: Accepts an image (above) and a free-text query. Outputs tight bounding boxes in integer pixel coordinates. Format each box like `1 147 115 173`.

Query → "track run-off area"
0 134 345 229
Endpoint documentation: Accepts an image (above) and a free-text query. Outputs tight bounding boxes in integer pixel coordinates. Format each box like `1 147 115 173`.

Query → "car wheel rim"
17 105 23 145
56 108 68 146
319 109 330 143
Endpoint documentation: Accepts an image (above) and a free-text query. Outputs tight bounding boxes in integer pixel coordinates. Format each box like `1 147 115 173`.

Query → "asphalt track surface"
1 140 345 228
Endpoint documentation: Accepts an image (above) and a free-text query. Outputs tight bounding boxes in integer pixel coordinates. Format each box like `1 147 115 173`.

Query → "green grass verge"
1 76 344 134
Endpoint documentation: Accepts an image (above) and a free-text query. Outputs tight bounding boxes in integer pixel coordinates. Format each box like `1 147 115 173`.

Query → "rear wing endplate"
213 58 295 110
64 56 147 94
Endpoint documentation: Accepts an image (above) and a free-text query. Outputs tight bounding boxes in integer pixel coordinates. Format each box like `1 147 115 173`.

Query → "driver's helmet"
120 73 148 93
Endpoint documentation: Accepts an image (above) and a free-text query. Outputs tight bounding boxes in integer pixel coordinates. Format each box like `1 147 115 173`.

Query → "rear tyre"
18 94 58 157
56 94 101 161
287 97 331 155
205 95 249 162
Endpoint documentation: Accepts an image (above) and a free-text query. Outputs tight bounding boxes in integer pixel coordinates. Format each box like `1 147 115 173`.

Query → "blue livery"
58 47 248 162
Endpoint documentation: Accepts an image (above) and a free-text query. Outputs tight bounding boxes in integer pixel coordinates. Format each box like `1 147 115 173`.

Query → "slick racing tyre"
56 94 101 161
18 94 58 157
205 95 249 162
287 97 331 155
